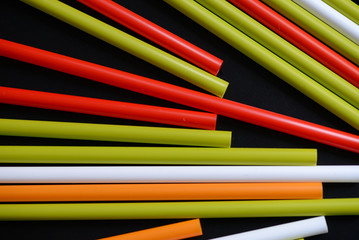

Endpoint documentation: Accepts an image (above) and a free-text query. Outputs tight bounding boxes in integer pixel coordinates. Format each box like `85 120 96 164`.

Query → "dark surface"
1 0 359 239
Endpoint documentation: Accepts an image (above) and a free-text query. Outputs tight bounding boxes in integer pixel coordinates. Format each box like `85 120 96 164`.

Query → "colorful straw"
0 118 230 147
0 146 316 165
292 0 359 45
0 86 217 130
164 0 359 130
323 0 359 25
0 198 358 220
97 219 202 240
228 0 359 88
0 166 358 183
19 0 228 97
1 42 359 154
261 0 359 65
76 0 222 75
0 183 323 202
209 216 327 240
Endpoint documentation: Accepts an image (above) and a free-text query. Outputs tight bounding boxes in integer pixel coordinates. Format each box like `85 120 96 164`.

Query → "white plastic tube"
0 166 359 183
210 216 328 240
293 0 359 45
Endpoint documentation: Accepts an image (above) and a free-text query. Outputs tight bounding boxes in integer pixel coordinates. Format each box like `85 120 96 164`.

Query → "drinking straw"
0 183 323 202
0 86 217 130
0 166 357 183
209 216 328 240
261 0 359 65
2 42 359 153
0 146 316 165
0 118 230 147
164 0 359 130
19 0 228 98
323 0 359 25
199 0 359 109
97 219 202 240
0 198 358 220
292 0 359 45
227 0 359 88
76 0 222 75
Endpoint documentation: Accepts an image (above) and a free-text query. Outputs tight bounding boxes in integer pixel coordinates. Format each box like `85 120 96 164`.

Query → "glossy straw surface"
20 0 228 97
0 86 217 130
0 119 229 147
165 0 359 130
0 183 323 202
261 0 359 65
0 146 316 165
228 0 359 88
97 219 202 240
77 0 222 75
323 0 359 25
0 166 357 183
1 198 358 220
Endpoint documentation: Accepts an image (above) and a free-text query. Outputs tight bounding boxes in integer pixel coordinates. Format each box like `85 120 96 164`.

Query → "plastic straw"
0 118 229 147
0 86 217 130
199 0 359 108
292 0 359 45
76 0 222 75
0 166 357 183
2 41 359 153
0 198 358 220
228 0 359 88
261 0 359 65
0 183 323 202
323 0 359 25
164 0 359 130
0 146 316 165
209 216 327 240
97 219 202 240
19 0 228 97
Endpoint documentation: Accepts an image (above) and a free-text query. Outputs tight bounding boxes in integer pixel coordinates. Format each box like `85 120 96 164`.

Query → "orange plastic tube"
97 219 202 240
0 183 323 202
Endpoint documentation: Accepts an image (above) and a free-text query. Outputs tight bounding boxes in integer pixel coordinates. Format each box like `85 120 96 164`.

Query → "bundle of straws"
1 0 359 239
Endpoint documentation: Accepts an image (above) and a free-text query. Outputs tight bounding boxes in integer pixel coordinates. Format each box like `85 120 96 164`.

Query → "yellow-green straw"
323 0 359 25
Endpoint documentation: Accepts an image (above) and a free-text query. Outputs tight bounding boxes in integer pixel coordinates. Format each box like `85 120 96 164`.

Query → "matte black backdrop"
1 0 359 239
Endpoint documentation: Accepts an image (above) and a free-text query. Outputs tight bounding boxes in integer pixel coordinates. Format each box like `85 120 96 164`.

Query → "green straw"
197 0 359 110
323 0 359 25
0 146 316 165
20 0 228 97
0 118 231 147
262 0 359 65
0 198 358 220
164 0 359 130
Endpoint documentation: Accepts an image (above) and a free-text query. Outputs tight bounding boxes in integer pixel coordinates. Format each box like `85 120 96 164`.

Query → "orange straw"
97 219 202 240
0 183 322 202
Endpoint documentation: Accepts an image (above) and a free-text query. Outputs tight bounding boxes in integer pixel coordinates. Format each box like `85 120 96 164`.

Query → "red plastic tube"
0 86 217 130
77 0 222 75
1 39 359 153
228 0 359 88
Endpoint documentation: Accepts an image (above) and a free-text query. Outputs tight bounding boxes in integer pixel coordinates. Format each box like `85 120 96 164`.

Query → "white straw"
0 166 358 183
293 0 359 45
209 216 328 240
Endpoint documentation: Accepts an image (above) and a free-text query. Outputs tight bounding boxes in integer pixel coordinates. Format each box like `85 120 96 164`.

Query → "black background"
1 0 359 239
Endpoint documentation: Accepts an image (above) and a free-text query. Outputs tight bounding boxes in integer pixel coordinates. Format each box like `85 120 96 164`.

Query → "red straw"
1 39 359 153
228 0 359 88
77 0 222 75
0 86 216 130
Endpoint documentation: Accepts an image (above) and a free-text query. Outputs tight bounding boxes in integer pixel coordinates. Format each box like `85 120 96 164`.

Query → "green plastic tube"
0 118 231 147
164 0 359 130
0 146 316 165
322 0 359 25
20 0 228 97
262 0 359 65
0 198 358 220
197 0 359 110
